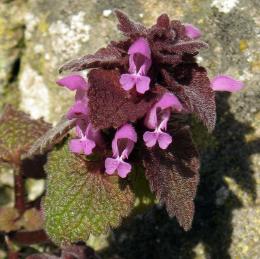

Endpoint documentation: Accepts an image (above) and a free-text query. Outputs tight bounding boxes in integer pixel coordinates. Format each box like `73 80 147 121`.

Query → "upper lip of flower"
112 123 137 159
143 92 183 149
128 37 151 59
184 23 202 39
105 124 137 178
119 37 152 94
144 92 183 130
56 74 89 91
210 75 244 92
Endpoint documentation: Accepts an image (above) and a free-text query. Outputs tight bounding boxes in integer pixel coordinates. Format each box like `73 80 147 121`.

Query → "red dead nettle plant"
0 10 244 254
56 10 243 234
57 9 243 228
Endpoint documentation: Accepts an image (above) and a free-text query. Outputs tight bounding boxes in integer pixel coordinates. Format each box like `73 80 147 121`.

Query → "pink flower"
120 38 152 94
105 124 137 178
211 75 244 92
143 93 182 149
184 24 202 39
67 100 89 120
69 121 102 156
57 75 89 119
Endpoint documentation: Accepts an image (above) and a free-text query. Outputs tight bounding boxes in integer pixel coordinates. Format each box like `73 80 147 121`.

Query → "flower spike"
105 124 137 178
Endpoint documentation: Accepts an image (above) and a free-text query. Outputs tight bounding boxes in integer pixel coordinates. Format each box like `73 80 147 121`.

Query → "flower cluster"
57 10 244 179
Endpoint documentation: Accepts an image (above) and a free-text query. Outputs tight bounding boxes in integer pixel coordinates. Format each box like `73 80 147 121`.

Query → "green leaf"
44 140 135 245
129 165 156 215
0 105 51 164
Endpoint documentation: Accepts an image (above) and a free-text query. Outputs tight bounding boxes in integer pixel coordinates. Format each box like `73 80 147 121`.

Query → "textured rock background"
0 0 259 258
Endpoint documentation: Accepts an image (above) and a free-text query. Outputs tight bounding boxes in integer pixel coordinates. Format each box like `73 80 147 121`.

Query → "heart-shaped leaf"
43 140 134 245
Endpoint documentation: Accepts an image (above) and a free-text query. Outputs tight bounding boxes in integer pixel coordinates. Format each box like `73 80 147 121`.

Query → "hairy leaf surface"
23 116 76 159
143 126 200 230
0 105 50 164
59 42 127 73
161 64 216 131
44 141 134 245
88 69 156 129
115 9 147 38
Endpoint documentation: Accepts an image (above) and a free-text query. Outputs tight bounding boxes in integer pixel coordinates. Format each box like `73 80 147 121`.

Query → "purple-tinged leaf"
114 9 147 38
59 42 128 73
156 13 171 29
87 69 157 129
23 116 76 159
170 20 190 40
161 64 216 131
0 105 51 164
143 126 200 231
162 40 208 54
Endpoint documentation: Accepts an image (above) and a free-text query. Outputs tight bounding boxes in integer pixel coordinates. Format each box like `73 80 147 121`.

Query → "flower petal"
145 92 183 129
128 37 151 59
82 139 96 155
112 124 137 158
211 75 244 92
158 132 172 149
120 74 136 91
184 24 202 39
67 101 88 120
129 54 151 75
117 161 132 178
143 131 158 148
105 158 120 175
156 92 183 112
136 75 150 94
75 89 88 101
57 75 88 91
69 139 84 154
85 123 103 148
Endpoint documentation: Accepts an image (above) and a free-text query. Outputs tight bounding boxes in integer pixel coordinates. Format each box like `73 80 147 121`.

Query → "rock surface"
0 0 259 258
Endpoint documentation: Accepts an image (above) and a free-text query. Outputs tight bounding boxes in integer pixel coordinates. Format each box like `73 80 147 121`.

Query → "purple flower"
120 38 152 94
143 93 182 149
211 75 244 92
184 24 202 39
57 75 89 119
105 124 137 178
69 121 102 156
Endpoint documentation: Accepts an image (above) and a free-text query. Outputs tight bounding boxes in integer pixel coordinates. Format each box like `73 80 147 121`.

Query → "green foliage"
44 140 135 245
129 165 156 215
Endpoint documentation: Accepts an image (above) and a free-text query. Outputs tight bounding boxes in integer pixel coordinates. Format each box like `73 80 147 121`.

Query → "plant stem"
14 166 26 214
9 230 49 245
5 236 19 259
